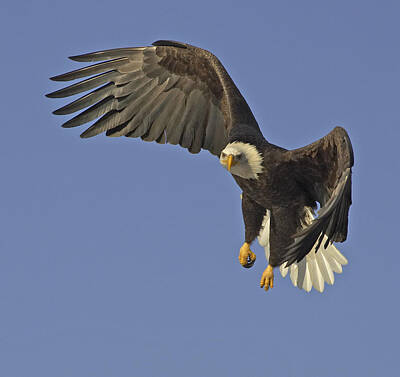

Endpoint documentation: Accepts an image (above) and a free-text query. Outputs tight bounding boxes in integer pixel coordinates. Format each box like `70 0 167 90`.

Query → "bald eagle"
47 40 353 293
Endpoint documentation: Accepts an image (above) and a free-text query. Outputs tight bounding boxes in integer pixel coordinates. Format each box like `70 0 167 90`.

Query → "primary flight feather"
47 40 353 293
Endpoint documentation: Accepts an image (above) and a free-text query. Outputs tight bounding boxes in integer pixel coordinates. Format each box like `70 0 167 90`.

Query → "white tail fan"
257 208 348 293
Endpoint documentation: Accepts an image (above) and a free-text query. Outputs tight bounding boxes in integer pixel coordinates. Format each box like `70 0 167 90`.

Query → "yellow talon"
238 242 256 268
260 265 274 291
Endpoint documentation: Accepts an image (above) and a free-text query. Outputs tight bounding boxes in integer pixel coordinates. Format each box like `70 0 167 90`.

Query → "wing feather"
47 40 260 155
69 47 146 62
144 89 183 142
125 81 171 139
46 71 119 98
282 127 353 266
50 58 130 81
62 96 117 129
53 82 115 115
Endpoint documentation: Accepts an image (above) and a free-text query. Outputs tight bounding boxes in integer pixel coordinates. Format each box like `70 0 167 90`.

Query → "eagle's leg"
260 265 274 291
239 194 264 269
238 242 256 268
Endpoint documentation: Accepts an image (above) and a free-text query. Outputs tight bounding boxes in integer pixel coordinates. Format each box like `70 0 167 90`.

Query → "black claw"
243 256 255 268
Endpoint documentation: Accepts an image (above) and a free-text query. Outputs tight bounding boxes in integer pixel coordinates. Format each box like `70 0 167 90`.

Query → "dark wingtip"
60 117 81 128
79 129 94 138
69 54 91 62
53 108 65 115
152 40 188 49
69 55 81 61
50 73 69 82
45 89 66 98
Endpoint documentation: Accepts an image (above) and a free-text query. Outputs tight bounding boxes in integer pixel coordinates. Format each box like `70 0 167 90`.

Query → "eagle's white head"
219 142 263 179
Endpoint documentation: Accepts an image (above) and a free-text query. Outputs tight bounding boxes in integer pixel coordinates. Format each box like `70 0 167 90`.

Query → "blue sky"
1 0 399 376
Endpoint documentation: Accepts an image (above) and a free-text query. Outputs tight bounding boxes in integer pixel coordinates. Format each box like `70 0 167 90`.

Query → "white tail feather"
316 250 335 285
258 209 271 261
289 264 298 287
257 207 348 293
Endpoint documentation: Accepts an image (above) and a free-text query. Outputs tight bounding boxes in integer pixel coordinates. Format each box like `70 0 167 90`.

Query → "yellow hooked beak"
227 154 236 171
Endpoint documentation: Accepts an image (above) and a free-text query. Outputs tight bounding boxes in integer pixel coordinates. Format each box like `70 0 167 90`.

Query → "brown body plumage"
231 127 352 267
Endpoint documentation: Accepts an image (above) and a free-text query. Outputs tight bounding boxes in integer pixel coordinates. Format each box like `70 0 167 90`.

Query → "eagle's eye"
221 152 226 158
236 154 242 160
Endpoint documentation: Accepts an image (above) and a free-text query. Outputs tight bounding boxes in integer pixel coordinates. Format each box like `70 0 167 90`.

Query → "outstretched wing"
46 40 260 155
282 127 354 266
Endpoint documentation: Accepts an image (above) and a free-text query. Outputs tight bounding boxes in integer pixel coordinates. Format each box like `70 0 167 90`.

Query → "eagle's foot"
238 242 256 268
260 265 274 291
